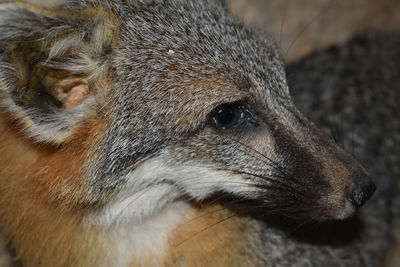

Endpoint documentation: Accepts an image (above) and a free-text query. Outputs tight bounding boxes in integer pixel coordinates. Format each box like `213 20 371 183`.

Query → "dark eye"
210 102 258 130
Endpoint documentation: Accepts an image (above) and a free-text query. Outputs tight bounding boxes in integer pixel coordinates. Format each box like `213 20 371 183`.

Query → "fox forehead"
108 0 287 105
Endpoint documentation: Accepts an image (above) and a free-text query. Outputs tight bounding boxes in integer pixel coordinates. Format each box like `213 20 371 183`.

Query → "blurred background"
227 0 400 62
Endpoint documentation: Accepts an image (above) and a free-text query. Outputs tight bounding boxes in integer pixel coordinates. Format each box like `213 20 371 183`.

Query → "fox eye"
210 102 258 130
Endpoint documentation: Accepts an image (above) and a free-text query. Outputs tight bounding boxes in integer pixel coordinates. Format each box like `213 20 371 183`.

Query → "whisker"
173 214 237 248
226 169 293 191
284 0 333 58
327 115 345 148
279 0 292 51
171 194 266 234
327 117 339 145
226 136 291 177
287 208 326 234
223 167 309 201
172 206 228 232
114 186 154 222
351 124 356 157
339 114 345 148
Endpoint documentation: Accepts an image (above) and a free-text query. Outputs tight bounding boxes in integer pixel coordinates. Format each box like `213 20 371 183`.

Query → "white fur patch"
105 201 193 267
88 155 255 265
90 156 254 226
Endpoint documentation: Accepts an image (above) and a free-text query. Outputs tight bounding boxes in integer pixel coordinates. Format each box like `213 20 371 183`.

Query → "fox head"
0 0 375 226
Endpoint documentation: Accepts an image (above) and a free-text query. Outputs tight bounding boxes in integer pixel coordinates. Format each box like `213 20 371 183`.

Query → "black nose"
349 180 377 208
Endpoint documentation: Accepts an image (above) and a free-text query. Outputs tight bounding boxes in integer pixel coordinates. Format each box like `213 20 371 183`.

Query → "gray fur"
0 0 398 266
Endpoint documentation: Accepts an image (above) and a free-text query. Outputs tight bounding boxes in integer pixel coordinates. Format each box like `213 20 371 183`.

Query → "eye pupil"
216 108 236 125
211 102 245 130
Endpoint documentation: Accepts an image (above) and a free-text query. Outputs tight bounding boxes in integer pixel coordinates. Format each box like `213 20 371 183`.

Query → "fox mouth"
205 189 364 223
205 165 376 222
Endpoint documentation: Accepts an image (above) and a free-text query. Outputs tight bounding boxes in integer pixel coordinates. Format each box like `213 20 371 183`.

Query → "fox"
0 0 391 266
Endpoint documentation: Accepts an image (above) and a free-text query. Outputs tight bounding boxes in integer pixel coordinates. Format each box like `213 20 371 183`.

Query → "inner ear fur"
11 43 90 110
0 1 117 143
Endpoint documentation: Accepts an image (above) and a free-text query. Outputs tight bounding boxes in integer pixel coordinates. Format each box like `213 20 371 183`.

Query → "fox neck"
0 116 256 267
90 199 257 266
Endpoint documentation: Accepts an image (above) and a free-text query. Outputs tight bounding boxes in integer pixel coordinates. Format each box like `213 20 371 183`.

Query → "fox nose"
348 179 377 208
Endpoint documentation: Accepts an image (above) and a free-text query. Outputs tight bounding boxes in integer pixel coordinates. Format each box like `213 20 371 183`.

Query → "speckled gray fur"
0 0 398 265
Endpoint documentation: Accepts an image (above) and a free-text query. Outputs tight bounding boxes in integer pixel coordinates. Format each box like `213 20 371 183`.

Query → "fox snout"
270 118 377 221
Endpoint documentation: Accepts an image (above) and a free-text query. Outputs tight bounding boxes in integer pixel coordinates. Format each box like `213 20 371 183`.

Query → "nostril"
349 181 377 209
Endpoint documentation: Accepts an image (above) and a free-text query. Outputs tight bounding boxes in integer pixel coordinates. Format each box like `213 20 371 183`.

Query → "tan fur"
0 115 114 266
163 204 256 267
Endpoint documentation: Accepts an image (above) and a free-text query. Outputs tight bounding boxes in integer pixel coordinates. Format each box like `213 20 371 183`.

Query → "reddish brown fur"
163 204 256 267
0 114 113 266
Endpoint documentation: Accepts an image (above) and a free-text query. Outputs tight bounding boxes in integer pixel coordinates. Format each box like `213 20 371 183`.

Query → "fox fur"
0 0 397 266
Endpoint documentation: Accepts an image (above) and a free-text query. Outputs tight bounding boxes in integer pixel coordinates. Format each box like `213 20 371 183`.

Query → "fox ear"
0 2 117 143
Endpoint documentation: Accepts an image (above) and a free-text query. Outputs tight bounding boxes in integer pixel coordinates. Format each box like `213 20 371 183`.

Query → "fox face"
0 0 375 231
